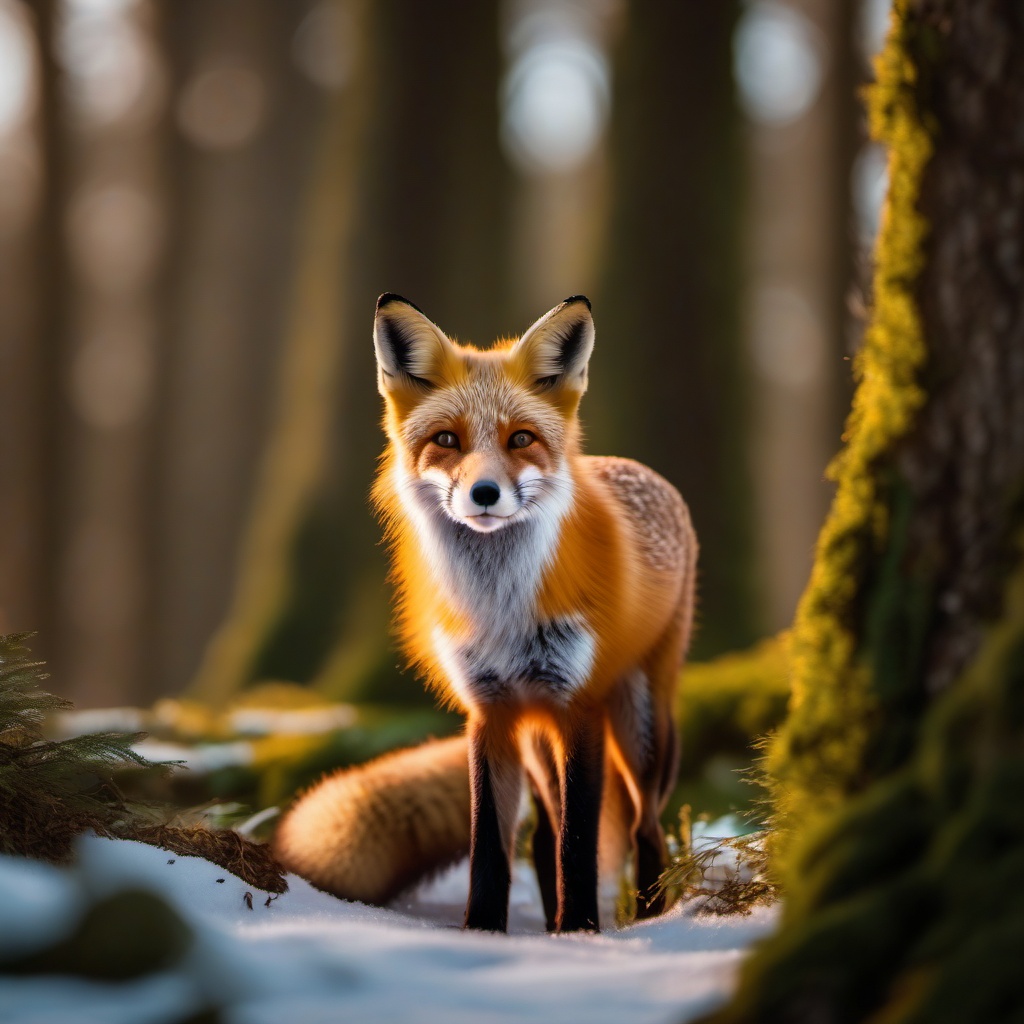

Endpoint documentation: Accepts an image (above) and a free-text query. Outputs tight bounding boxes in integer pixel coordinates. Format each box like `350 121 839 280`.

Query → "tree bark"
706 2 1024 1020
187 0 372 705
26 0 69 668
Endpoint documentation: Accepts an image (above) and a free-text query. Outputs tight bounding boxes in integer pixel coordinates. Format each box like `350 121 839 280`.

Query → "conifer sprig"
0 632 169 862
0 633 287 891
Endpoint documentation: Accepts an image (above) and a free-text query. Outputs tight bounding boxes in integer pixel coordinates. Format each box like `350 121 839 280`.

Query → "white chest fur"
397 467 594 706
433 617 595 707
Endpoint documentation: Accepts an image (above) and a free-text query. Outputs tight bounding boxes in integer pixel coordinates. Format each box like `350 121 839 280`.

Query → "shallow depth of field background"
0 0 889 722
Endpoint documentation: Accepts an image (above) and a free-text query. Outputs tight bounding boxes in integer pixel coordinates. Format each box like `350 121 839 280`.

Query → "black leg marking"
656 716 681 807
531 789 558 932
635 823 668 919
557 719 604 933
465 749 511 932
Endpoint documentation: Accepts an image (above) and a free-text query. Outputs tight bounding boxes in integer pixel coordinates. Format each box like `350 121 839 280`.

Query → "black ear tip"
376 292 423 314
562 294 592 311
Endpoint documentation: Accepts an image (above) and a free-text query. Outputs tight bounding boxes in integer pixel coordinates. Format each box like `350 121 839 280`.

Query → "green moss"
3 889 193 981
705 550 1024 1024
238 702 456 807
676 635 790 778
0 634 285 891
764 0 934 867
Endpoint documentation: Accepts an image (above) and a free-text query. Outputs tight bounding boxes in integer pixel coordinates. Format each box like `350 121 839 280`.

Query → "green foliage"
0 625 790 897
0 633 287 891
676 635 790 777
704 556 1024 1024
248 704 456 808
135 688 457 810
203 642 784 816
0 632 159 863
763 0 934 868
662 636 791 821
137 641 786 836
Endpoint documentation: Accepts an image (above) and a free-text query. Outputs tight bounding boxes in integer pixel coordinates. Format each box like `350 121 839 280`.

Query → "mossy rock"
3 888 192 981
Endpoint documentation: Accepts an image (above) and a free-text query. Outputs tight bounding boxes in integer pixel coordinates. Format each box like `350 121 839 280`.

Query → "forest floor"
0 831 778 1024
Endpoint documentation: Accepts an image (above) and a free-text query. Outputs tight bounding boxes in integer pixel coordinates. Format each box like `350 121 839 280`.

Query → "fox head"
373 293 595 534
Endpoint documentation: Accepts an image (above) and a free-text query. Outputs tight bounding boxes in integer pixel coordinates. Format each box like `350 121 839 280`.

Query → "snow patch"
0 832 779 1023
131 738 254 772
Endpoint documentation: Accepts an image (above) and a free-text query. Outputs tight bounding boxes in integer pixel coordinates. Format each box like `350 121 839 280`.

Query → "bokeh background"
0 0 889 715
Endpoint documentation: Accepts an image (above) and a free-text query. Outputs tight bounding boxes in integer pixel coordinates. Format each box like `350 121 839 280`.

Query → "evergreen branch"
0 632 286 891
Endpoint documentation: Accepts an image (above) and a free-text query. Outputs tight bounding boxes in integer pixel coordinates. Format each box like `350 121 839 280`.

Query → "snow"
227 705 357 736
132 737 255 772
54 704 360 774
57 704 359 740
0 830 778 1024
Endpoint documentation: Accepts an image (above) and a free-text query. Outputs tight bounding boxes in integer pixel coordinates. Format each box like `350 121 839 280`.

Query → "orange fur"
273 737 470 905
277 295 697 930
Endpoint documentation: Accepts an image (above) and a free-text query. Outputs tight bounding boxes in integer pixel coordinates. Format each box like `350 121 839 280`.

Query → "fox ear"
373 293 455 393
514 295 595 392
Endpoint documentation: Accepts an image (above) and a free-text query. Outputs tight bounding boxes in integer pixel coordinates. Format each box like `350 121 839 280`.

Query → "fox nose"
470 480 501 508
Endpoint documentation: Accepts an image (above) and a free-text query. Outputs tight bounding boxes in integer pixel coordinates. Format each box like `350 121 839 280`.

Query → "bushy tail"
272 735 470 905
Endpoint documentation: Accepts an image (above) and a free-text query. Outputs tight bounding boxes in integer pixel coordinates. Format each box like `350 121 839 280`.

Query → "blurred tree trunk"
0 1 59 643
187 0 373 706
190 0 513 705
304 0 513 703
745 0 860 636
153 0 317 698
53 2 168 709
591 0 755 659
29 0 79 692
707 2 1024 1020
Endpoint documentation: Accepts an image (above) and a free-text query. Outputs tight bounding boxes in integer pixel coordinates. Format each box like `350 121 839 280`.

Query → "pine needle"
0 633 287 892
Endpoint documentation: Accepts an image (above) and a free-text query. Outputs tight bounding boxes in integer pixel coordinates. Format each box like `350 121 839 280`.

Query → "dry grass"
658 806 780 916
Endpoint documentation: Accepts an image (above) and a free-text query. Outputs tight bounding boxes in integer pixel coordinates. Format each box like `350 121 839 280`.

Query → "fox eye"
508 430 535 450
433 431 460 449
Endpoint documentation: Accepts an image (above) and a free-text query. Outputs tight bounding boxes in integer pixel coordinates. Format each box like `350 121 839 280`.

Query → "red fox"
274 294 697 932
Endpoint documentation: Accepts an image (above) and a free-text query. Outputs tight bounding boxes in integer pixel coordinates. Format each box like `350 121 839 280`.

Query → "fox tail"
272 735 470 906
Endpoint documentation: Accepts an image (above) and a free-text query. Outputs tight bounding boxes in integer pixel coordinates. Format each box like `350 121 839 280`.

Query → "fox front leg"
464 715 522 932
556 712 605 933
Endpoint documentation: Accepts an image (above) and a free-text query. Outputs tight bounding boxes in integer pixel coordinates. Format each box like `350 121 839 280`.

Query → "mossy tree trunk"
706 1 1024 1020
